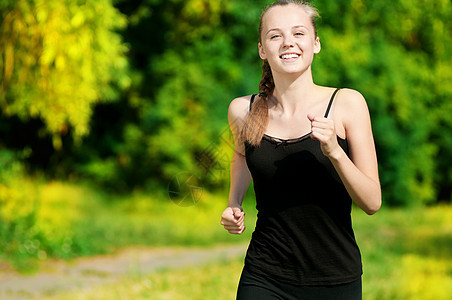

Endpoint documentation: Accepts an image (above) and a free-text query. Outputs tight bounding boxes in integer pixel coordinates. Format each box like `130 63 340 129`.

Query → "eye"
295 32 304 36
270 34 281 40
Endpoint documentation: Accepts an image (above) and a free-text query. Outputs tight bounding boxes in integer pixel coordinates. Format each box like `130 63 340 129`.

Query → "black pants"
236 267 362 300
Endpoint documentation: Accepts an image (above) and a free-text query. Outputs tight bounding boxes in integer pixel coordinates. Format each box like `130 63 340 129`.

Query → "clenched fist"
221 206 246 235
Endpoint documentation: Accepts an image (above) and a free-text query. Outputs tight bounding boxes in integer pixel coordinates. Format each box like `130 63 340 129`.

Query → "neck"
271 67 317 115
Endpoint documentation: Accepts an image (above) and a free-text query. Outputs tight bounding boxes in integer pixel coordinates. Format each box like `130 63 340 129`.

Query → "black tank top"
244 89 362 286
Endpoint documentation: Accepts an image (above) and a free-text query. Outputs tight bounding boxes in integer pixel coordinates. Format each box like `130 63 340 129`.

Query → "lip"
279 52 301 57
279 52 301 61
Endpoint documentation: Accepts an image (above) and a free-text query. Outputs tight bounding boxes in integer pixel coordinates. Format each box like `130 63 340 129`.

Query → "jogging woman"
221 1 381 299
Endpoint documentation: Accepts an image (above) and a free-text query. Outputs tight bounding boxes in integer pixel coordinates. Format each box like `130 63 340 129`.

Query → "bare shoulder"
228 95 254 124
333 88 372 136
337 88 368 110
228 95 255 155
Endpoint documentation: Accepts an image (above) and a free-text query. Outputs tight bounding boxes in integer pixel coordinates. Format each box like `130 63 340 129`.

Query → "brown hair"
239 0 320 146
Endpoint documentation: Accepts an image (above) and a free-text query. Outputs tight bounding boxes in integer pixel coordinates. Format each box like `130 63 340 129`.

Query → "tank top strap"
250 91 339 115
249 94 257 112
324 88 340 118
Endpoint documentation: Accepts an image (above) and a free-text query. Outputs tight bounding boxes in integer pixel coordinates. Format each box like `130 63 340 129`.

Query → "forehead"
262 4 312 32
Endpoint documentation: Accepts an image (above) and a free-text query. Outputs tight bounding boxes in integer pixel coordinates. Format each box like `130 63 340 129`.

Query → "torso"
262 86 346 140
241 87 363 286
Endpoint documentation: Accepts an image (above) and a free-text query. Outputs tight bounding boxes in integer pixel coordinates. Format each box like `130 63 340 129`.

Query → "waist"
244 205 362 286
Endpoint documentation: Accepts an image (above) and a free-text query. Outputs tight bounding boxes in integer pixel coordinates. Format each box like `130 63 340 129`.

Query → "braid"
259 60 275 99
240 60 274 146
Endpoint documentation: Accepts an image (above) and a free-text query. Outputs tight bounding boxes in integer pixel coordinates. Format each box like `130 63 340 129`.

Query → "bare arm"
221 96 253 234
228 151 252 209
309 89 381 215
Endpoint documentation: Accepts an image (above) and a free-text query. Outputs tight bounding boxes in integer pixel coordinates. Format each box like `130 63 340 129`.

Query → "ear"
313 36 321 54
258 42 267 60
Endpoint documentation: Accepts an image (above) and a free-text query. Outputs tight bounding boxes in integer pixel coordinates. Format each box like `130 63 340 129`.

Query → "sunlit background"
1 0 451 299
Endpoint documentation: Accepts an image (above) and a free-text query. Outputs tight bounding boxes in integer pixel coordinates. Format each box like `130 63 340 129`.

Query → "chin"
280 66 309 75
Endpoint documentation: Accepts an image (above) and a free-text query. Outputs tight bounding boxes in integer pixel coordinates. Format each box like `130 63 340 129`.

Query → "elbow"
364 193 382 215
365 203 381 215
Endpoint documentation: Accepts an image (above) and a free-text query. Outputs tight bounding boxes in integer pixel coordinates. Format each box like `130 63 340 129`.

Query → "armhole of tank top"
324 88 340 118
249 94 257 112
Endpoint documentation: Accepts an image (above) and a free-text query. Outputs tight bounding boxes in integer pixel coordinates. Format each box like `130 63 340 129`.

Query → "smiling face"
258 3 320 76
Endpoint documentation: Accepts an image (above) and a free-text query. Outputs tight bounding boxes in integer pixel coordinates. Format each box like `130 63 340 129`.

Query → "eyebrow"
266 25 309 35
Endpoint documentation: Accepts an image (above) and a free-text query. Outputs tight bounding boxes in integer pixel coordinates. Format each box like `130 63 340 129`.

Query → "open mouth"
280 53 301 61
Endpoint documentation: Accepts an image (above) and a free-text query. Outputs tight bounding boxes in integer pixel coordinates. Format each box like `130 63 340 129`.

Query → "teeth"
281 54 299 59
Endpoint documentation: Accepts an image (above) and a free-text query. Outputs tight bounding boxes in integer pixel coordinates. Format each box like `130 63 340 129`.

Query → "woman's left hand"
307 114 342 159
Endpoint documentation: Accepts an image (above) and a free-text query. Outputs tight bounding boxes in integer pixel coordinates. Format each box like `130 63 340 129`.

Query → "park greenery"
9 202 452 299
2 0 451 204
0 0 451 289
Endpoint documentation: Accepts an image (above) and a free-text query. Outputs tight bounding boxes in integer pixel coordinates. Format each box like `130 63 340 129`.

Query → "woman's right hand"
221 206 246 235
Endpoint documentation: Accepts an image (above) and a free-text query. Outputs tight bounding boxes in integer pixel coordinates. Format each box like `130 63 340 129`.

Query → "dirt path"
0 243 248 299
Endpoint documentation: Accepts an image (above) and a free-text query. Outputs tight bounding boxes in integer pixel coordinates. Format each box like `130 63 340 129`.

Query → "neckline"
263 132 312 143
262 132 347 145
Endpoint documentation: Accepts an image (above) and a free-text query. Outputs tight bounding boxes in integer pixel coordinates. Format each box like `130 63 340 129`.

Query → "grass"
352 204 452 300
32 198 452 299
2 180 452 299
0 180 258 271
44 257 245 300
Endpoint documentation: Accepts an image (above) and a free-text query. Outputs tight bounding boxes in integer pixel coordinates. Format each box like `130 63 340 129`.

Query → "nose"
282 35 295 47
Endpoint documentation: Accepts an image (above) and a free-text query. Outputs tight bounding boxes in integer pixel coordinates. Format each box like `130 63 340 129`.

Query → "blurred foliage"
72 0 263 191
0 0 451 205
312 0 452 205
11 204 452 299
0 0 130 148
0 149 43 269
0 178 257 271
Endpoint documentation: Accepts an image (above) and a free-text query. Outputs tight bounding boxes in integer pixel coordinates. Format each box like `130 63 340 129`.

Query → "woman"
220 0 381 299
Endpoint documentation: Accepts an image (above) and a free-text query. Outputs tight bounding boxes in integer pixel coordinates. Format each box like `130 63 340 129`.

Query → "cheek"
298 39 313 49
261 43 278 59
300 41 319 56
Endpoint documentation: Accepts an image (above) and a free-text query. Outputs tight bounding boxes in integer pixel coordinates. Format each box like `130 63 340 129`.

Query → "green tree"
0 0 130 149
2 0 451 206
77 0 264 190
313 0 452 205
80 0 452 204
